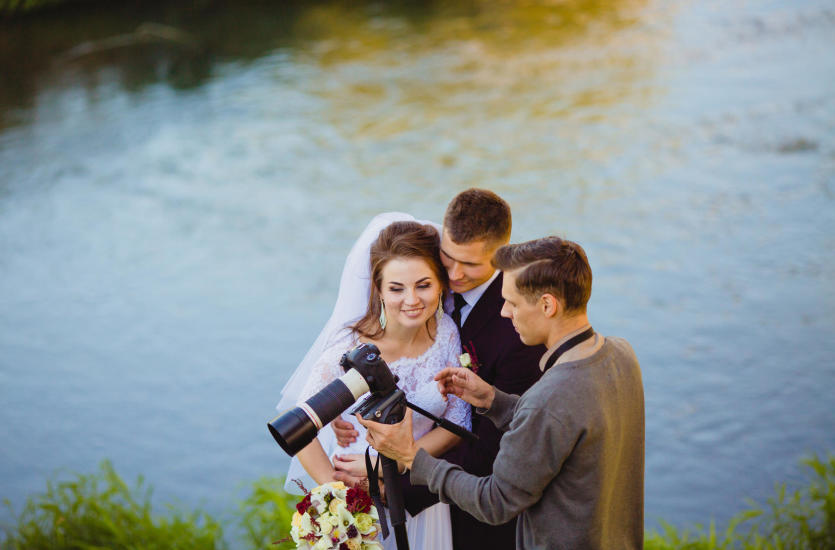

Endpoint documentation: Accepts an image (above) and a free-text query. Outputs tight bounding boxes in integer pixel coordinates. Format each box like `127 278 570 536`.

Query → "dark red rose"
296 493 312 515
339 543 350 550
464 341 481 374
346 486 372 514
347 525 359 538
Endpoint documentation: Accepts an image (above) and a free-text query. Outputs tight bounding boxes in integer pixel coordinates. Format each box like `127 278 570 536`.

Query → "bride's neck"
384 323 427 346
368 319 435 361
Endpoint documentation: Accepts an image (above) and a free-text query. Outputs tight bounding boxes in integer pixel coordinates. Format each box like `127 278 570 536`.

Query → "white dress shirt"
444 270 501 327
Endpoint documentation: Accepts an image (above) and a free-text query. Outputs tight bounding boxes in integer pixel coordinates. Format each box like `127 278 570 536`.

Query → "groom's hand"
435 366 496 410
332 415 358 447
356 409 419 470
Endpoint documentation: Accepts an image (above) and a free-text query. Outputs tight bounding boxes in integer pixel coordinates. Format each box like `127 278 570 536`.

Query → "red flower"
346 486 372 514
296 492 312 515
464 341 481 374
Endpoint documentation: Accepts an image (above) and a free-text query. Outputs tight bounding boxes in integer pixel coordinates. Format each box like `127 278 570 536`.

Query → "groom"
333 188 544 549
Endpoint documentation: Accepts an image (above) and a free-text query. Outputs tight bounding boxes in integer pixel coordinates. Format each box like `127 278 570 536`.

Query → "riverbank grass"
646 454 835 549
1 460 225 549
2 454 833 549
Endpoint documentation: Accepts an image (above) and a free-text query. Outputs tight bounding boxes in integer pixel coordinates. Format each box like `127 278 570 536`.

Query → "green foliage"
236 477 300 550
0 460 226 550
2 454 833 550
646 453 835 550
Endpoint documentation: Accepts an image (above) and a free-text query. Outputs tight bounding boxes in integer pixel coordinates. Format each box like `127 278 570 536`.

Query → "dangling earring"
435 294 444 323
379 298 387 330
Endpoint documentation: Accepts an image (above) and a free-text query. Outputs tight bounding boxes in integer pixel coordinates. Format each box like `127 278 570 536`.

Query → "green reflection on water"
0 0 655 131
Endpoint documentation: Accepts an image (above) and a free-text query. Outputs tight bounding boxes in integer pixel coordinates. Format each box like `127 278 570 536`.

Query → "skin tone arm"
434 366 496 410
296 439 337 485
332 415 359 447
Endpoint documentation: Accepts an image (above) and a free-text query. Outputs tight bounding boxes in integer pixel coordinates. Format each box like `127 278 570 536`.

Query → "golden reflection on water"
282 0 664 203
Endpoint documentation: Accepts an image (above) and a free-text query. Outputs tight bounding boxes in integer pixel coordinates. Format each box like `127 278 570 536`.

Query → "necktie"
451 292 467 330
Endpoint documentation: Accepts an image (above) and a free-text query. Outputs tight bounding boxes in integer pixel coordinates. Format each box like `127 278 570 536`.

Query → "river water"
1 0 833 540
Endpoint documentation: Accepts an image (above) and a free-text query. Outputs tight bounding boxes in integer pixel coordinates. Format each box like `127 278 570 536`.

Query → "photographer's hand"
435 366 495 410
356 409 419 470
332 415 359 447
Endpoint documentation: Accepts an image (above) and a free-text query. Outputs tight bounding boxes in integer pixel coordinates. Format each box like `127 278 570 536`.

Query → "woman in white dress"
276 213 471 550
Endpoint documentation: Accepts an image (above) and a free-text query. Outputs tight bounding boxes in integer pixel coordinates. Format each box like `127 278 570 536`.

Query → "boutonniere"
458 341 481 374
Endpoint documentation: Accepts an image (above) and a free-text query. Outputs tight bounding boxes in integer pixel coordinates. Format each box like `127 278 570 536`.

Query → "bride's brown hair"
351 221 449 340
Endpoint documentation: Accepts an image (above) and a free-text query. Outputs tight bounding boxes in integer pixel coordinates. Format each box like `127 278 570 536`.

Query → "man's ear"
540 293 562 318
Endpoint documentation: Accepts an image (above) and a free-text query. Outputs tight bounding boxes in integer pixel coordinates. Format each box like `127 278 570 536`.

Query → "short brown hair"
351 221 449 339
443 188 511 246
491 236 592 314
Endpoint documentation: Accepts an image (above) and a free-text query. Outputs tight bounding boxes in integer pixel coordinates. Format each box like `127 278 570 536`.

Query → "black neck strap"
542 327 595 373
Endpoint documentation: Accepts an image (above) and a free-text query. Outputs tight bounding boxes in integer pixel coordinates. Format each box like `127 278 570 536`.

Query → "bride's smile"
380 257 441 329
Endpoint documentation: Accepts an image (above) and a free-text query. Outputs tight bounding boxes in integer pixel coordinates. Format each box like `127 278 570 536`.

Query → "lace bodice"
298 314 471 456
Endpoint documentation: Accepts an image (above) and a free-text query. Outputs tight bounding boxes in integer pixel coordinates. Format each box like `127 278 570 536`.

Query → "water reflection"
0 0 651 129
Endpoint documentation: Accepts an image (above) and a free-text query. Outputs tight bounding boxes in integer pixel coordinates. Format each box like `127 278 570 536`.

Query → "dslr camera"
268 342 406 457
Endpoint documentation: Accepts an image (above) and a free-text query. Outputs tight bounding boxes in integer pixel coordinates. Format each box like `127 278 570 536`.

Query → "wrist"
404 443 419 470
482 386 496 410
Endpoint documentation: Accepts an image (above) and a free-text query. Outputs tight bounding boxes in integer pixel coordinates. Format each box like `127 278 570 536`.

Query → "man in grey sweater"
358 236 644 550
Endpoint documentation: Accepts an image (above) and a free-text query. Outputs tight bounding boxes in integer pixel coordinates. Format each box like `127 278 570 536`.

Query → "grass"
0 461 225 550
646 454 835 549
2 454 833 549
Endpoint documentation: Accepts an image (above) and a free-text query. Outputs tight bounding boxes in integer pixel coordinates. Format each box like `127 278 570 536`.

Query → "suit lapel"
460 273 504 343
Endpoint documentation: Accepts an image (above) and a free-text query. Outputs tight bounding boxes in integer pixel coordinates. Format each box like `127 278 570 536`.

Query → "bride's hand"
332 470 368 491
333 453 372 479
332 415 359 447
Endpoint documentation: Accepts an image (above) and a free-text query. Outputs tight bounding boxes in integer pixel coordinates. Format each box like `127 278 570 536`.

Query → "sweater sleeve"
411 400 571 525
479 388 519 432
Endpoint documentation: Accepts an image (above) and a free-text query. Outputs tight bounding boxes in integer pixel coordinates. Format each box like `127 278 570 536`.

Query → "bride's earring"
379 298 387 330
435 294 444 323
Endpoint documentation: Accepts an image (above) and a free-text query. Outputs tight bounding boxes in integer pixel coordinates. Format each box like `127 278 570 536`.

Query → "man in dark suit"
333 189 544 549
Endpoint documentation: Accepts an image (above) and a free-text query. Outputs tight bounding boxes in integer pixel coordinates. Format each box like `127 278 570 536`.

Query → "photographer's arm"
412 428 461 465
332 426 461 478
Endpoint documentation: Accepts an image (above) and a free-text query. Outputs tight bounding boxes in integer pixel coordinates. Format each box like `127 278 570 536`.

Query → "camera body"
268 342 404 457
342 343 407 425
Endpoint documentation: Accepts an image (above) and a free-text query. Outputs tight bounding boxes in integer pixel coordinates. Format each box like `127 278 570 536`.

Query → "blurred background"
1 0 833 540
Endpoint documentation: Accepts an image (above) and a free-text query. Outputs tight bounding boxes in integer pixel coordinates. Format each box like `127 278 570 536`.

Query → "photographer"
358 236 645 550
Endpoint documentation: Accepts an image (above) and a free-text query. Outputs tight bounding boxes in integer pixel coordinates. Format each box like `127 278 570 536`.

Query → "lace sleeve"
297 332 354 405
440 316 472 430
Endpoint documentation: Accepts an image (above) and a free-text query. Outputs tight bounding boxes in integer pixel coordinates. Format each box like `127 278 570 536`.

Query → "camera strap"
542 327 595 373
365 448 389 540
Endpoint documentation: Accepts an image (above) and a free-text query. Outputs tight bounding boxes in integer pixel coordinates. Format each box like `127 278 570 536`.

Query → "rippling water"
1 0 833 538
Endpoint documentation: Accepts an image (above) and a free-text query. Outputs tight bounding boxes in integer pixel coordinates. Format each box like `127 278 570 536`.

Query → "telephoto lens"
268 368 370 456
268 343 394 457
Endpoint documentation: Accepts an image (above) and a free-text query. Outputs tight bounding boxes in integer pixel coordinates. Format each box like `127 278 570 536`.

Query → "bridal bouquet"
287 481 382 550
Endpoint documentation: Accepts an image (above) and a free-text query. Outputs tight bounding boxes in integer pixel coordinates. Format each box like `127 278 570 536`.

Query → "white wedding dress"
296 314 470 550
276 213 471 550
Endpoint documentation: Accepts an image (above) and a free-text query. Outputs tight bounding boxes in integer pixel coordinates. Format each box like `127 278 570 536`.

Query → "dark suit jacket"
400 273 545 549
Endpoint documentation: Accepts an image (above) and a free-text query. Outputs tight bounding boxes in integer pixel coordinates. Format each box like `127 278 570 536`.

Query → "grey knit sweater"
411 337 644 550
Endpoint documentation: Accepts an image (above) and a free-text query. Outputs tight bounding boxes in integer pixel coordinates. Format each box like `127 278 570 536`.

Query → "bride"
276 213 471 550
